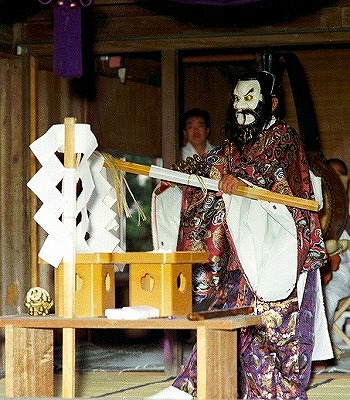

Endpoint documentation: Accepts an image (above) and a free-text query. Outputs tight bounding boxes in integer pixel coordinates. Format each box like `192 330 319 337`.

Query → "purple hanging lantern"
38 0 93 79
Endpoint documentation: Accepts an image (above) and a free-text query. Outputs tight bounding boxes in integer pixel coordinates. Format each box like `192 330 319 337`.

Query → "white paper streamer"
150 165 219 191
28 124 124 267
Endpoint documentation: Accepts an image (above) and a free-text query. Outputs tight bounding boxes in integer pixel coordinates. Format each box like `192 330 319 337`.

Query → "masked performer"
150 71 332 400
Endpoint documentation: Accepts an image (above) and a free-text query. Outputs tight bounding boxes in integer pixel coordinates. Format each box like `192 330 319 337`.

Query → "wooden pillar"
62 117 77 398
5 326 54 397
161 50 179 168
29 56 39 288
197 326 238 400
160 52 181 374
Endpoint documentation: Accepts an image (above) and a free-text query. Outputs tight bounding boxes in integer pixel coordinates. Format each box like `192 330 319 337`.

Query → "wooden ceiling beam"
15 30 350 60
11 3 350 58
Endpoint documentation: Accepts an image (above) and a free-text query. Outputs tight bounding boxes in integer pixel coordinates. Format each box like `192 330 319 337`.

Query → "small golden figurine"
24 287 53 316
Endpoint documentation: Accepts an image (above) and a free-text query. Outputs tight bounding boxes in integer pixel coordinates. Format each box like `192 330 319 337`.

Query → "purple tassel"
53 1 82 79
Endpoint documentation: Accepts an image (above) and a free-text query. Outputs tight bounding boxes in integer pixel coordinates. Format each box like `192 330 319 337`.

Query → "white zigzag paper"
27 124 124 267
86 152 122 253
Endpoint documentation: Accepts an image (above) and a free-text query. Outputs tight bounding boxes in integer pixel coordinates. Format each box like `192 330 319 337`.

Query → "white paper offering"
27 123 124 267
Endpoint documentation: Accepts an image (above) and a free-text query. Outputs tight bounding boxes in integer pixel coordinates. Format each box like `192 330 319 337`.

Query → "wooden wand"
105 157 319 212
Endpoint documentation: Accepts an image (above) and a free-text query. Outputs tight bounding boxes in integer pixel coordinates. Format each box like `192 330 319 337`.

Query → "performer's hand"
217 174 245 196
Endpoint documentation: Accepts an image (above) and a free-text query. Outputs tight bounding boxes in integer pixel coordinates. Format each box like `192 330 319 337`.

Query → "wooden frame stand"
0 314 260 399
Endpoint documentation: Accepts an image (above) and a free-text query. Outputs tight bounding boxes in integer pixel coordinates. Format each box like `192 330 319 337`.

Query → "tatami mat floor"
0 334 350 399
0 371 171 398
307 374 350 399
0 371 349 399
0 370 350 398
56 371 173 398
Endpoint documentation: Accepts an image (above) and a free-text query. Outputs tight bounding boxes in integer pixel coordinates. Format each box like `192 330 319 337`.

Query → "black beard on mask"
225 101 271 150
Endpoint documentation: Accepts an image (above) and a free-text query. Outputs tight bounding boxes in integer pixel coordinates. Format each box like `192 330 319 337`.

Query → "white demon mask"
233 79 263 125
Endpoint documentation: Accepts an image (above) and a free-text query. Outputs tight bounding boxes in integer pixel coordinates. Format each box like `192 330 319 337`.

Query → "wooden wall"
37 70 88 129
0 58 30 311
182 48 350 170
0 57 31 366
34 47 350 171
283 48 350 168
88 76 162 157
183 65 231 148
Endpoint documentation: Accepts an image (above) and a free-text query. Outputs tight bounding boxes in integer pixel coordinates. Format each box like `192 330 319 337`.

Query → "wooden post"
5 326 54 397
62 117 77 398
29 56 39 288
161 50 179 168
197 326 238 400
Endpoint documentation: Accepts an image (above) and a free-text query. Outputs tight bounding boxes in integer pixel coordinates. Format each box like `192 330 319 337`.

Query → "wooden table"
0 314 260 399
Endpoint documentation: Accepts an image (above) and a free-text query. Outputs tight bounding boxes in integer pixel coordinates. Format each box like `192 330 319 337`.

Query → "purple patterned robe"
172 119 327 399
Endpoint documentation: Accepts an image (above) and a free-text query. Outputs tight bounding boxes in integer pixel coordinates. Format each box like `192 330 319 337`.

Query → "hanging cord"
173 154 208 211
100 152 147 225
186 174 208 212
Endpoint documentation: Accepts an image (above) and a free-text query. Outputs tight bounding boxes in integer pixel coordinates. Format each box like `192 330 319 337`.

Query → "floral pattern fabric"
172 119 327 399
